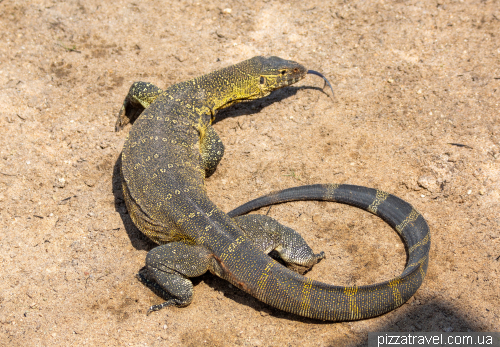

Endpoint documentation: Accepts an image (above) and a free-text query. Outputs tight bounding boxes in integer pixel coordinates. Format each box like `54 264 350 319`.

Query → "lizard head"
212 56 333 111
250 56 308 97
241 56 333 99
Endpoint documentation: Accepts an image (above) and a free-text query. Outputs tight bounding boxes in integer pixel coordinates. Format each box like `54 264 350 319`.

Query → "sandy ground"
0 0 499 346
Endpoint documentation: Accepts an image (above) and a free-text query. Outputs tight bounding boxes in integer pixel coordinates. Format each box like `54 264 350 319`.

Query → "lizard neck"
189 61 266 114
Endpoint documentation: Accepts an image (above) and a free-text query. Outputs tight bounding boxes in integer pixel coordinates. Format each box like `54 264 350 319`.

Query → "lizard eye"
280 70 286 75
260 76 266 85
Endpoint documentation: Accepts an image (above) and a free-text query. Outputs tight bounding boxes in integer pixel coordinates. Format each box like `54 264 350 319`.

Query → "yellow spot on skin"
388 279 403 306
409 232 430 254
256 260 276 294
344 286 360 320
327 183 339 198
221 236 246 261
368 190 389 214
396 209 420 233
300 278 313 313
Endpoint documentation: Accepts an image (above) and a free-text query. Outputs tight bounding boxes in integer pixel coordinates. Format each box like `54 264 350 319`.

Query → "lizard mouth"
282 76 302 87
280 74 306 88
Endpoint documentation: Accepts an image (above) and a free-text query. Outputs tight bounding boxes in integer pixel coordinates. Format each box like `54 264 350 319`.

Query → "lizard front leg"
198 124 225 177
115 81 164 131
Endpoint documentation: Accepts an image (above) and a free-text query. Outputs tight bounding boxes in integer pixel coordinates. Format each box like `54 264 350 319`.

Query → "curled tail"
227 184 430 321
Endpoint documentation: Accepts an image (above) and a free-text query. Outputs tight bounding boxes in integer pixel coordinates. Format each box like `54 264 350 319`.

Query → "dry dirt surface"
1 0 499 346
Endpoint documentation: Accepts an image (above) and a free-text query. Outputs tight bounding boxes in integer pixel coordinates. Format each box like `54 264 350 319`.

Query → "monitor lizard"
115 56 430 321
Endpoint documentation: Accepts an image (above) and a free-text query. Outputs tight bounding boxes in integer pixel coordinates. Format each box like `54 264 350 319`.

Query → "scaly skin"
116 56 430 320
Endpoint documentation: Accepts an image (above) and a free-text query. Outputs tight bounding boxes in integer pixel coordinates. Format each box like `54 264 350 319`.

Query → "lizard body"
116 56 430 321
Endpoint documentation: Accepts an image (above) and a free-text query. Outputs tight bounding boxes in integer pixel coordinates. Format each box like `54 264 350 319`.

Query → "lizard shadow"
326 301 485 346
213 85 329 124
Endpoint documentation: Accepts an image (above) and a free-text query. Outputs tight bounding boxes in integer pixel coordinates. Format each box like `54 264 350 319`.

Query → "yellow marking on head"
396 209 420 233
367 190 389 214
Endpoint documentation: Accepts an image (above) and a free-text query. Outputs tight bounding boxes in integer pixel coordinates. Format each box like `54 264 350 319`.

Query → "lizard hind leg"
139 242 212 313
115 81 164 131
233 214 325 268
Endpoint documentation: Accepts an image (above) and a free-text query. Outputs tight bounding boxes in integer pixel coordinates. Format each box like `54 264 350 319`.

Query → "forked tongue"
307 70 334 97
